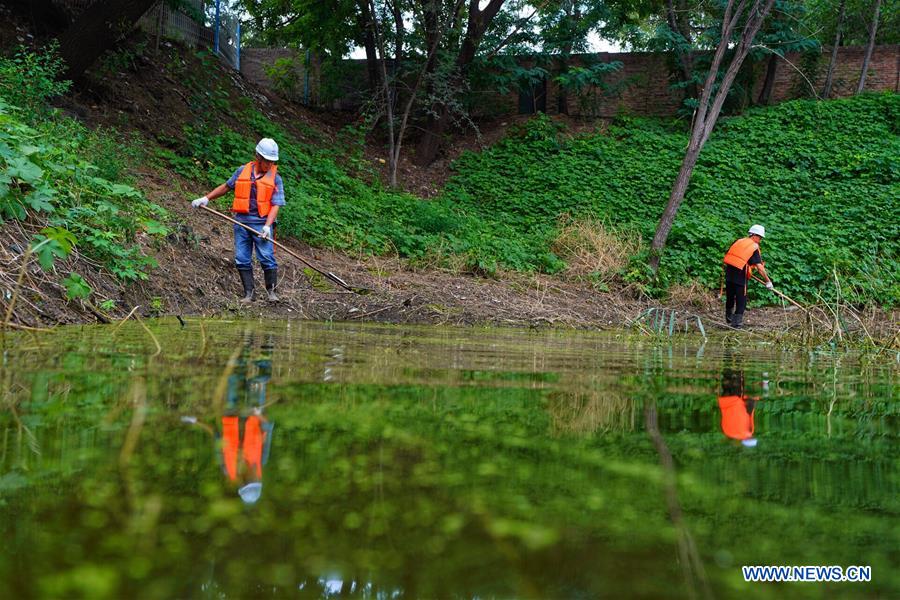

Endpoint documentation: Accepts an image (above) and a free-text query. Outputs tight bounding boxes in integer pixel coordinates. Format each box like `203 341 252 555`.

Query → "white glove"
765 281 774 290
261 225 272 240
191 196 209 208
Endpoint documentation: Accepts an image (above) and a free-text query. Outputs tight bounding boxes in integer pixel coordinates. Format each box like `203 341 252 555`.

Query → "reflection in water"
717 352 768 447
183 333 275 505
0 321 897 599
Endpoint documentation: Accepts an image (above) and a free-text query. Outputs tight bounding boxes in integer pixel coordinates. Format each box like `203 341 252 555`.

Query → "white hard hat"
255 138 279 161
238 482 262 504
748 224 766 238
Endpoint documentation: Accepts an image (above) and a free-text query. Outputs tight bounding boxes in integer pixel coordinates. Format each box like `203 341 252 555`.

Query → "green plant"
0 49 169 282
99 299 117 311
264 57 300 100
62 273 92 301
0 43 70 119
150 297 165 314
97 41 147 78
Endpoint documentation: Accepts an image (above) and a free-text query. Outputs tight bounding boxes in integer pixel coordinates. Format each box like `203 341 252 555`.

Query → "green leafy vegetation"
0 48 169 284
165 89 897 304
443 95 900 304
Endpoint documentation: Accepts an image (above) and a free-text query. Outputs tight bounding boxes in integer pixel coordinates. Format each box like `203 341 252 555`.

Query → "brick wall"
240 48 323 106
241 45 899 117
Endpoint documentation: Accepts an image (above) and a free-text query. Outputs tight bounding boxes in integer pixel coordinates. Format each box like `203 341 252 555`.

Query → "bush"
0 44 70 119
0 49 168 284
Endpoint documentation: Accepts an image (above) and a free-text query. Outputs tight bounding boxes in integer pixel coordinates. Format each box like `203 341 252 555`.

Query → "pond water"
0 320 897 599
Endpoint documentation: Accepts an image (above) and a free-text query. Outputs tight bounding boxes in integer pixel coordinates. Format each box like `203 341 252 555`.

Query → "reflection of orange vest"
222 415 265 481
232 162 277 217
723 238 760 272
718 395 755 441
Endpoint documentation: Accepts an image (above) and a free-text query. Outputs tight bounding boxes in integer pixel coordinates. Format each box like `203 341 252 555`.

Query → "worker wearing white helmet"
192 138 285 303
722 225 775 329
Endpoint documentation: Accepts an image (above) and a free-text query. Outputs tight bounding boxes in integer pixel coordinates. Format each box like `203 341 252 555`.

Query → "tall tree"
56 0 158 81
856 0 882 93
649 0 777 272
413 0 509 166
753 0 817 106
821 0 846 98
369 0 465 186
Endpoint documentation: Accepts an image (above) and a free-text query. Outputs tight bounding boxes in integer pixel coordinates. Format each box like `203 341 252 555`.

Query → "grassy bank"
169 88 898 306
0 48 168 303
443 94 899 304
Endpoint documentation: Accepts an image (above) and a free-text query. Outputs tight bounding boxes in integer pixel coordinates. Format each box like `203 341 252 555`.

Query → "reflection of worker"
718 362 768 447
183 340 275 504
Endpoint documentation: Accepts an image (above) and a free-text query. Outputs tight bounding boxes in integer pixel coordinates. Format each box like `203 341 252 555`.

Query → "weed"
552 217 642 284
0 49 169 281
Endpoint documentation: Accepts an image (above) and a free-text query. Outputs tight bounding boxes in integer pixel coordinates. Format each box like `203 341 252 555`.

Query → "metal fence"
53 0 240 70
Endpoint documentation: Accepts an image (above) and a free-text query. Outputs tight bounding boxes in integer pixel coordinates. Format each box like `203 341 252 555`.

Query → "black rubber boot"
725 309 733 325
263 269 278 302
731 312 744 329
238 268 254 304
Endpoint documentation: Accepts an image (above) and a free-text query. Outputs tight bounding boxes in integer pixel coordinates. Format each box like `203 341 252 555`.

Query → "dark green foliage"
165 93 898 302
0 44 70 118
0 49 169 282
444 95 900 304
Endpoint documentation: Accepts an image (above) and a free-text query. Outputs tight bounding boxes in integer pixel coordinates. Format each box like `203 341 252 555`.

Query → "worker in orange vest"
722 224 775 329
718 363 768 447
191 138 284 303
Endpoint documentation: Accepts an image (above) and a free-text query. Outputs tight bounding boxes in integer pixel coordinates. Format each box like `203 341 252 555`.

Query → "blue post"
214 0 221 54
236 21 241 71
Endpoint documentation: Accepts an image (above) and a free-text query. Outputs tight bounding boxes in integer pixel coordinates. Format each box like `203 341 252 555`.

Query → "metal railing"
53 0 240 70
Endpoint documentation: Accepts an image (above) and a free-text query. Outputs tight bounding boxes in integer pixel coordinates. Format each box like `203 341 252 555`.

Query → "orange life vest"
718 395 755 441
232 162 277 217
723 237 760 270
221 415 266 481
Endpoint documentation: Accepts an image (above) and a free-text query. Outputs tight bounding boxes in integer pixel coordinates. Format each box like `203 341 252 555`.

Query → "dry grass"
552 217 642 282
667 281 719 309
547 389 638 436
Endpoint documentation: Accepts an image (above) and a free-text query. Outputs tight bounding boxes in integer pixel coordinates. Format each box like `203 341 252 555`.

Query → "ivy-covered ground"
444 95 899 304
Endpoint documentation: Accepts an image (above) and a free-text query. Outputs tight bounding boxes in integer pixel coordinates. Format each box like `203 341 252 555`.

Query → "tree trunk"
413 0 507 166
822 0 846 98
649 147 703 272
856 0 882 94
557 1 577 115
757 53 778 105
667 0 698 100
56 0 158 82
357 0 380 91
649 0 777 272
